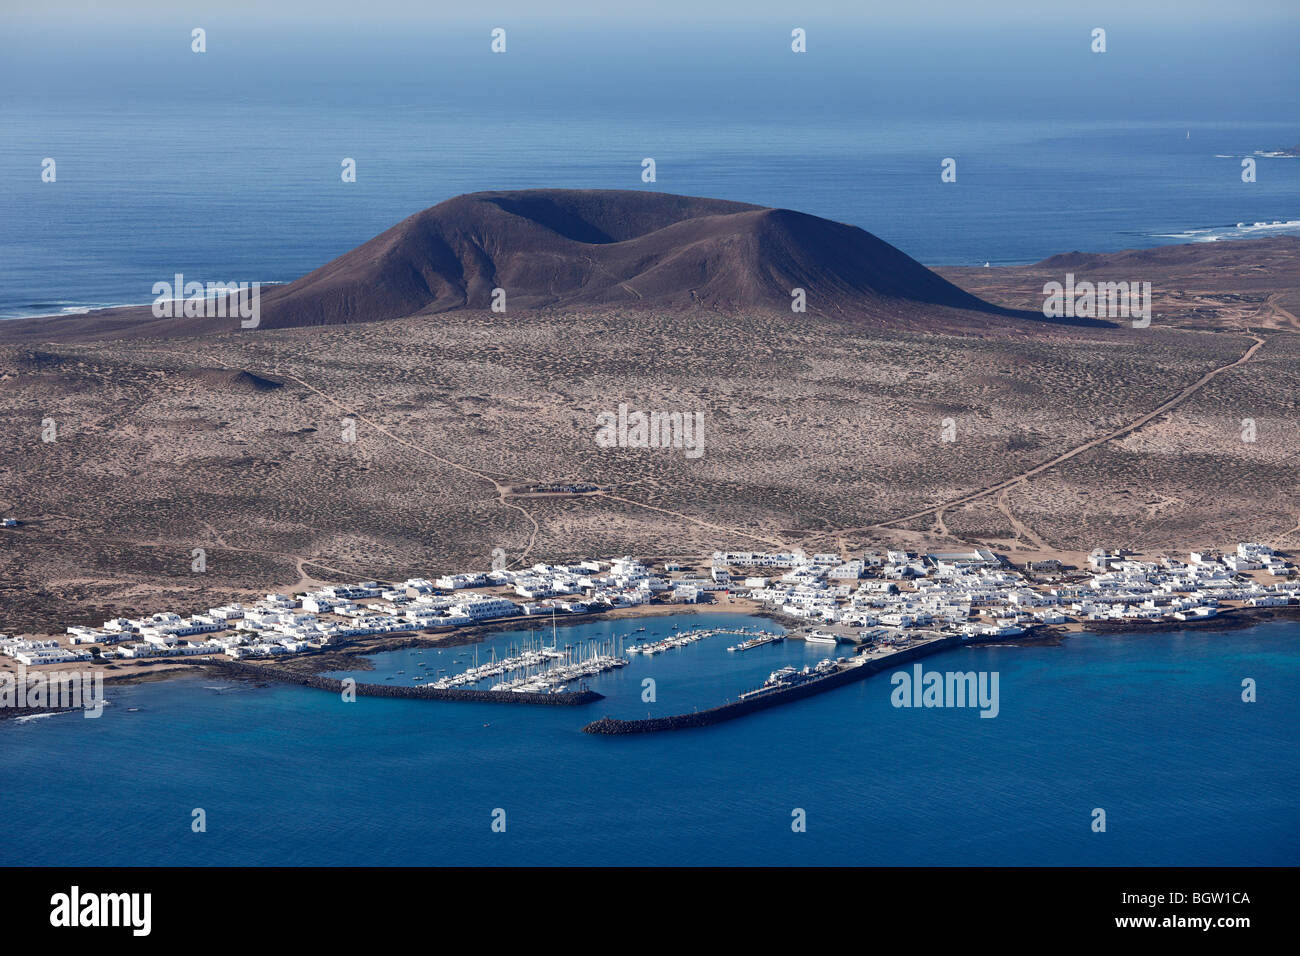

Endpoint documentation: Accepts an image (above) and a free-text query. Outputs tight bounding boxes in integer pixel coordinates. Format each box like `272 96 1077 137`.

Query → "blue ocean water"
1 16 1297 866
3 613 1296 866
0 19 1297 317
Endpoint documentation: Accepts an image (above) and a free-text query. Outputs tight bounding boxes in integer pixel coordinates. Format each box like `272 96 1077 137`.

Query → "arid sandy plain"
2 235 1299 636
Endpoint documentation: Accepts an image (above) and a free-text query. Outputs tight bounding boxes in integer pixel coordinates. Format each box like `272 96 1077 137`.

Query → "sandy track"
595 491 788 549
995 487 1049 550
866 332 1267 530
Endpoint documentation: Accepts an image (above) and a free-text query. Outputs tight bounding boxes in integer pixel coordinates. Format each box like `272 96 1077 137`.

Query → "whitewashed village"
1 542 1297 679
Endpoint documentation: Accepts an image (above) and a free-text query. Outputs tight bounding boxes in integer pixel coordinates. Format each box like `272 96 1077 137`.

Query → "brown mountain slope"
257 189 1001 325
0 189 1091 342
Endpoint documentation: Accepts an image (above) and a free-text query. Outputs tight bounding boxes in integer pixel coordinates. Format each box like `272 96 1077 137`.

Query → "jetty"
431 645 566 689
726 631 785 652
628 625 778 656
488 648 628 693
211 659 603 706
583 634 962 733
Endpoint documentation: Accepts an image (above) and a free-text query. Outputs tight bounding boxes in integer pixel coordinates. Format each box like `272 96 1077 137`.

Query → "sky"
2 9 1297 123
8 0 1300 22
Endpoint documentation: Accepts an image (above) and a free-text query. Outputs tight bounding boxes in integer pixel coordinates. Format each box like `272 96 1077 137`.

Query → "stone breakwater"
209 660 603 706
583 635 965 734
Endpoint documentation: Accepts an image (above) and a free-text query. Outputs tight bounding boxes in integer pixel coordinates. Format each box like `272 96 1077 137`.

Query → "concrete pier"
583 635 963 733
210 659 604 706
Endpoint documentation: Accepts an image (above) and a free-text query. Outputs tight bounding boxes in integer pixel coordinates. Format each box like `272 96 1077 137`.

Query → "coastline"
5 598 1296 724
0 599 777 719
1062 602 1300 635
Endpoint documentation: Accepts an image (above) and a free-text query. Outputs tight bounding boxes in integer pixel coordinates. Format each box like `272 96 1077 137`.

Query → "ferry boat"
804 629 839 644
737 658 843 701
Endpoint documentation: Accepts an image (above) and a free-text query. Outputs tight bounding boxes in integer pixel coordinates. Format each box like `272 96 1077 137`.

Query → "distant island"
0 188 1091 340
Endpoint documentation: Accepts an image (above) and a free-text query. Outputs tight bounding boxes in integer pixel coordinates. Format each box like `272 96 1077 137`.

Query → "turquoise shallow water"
2 612 1296 866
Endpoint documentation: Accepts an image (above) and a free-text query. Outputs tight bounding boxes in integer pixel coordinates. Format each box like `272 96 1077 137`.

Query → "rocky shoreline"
1070 602 1300 635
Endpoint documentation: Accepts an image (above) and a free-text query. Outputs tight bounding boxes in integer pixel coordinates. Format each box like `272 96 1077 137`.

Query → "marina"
486 642 629 693
430 645 566 689
316 612 847 720
625 625 766 656
727 631 785 653
435 614 629 693
14 541 1298 732
212 658 603 707
409 624 794 695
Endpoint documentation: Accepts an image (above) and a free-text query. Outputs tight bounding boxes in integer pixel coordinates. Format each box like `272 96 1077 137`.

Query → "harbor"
583 634 963 734
14 541 1295 730
737 657 845 701
311 612 849 717
8 611 1295 868
28 542 1296 677
301 611 972 731
425 623 797 695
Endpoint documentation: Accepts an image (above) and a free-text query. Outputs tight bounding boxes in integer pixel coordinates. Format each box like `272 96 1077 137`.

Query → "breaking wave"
1151 219 1300 242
